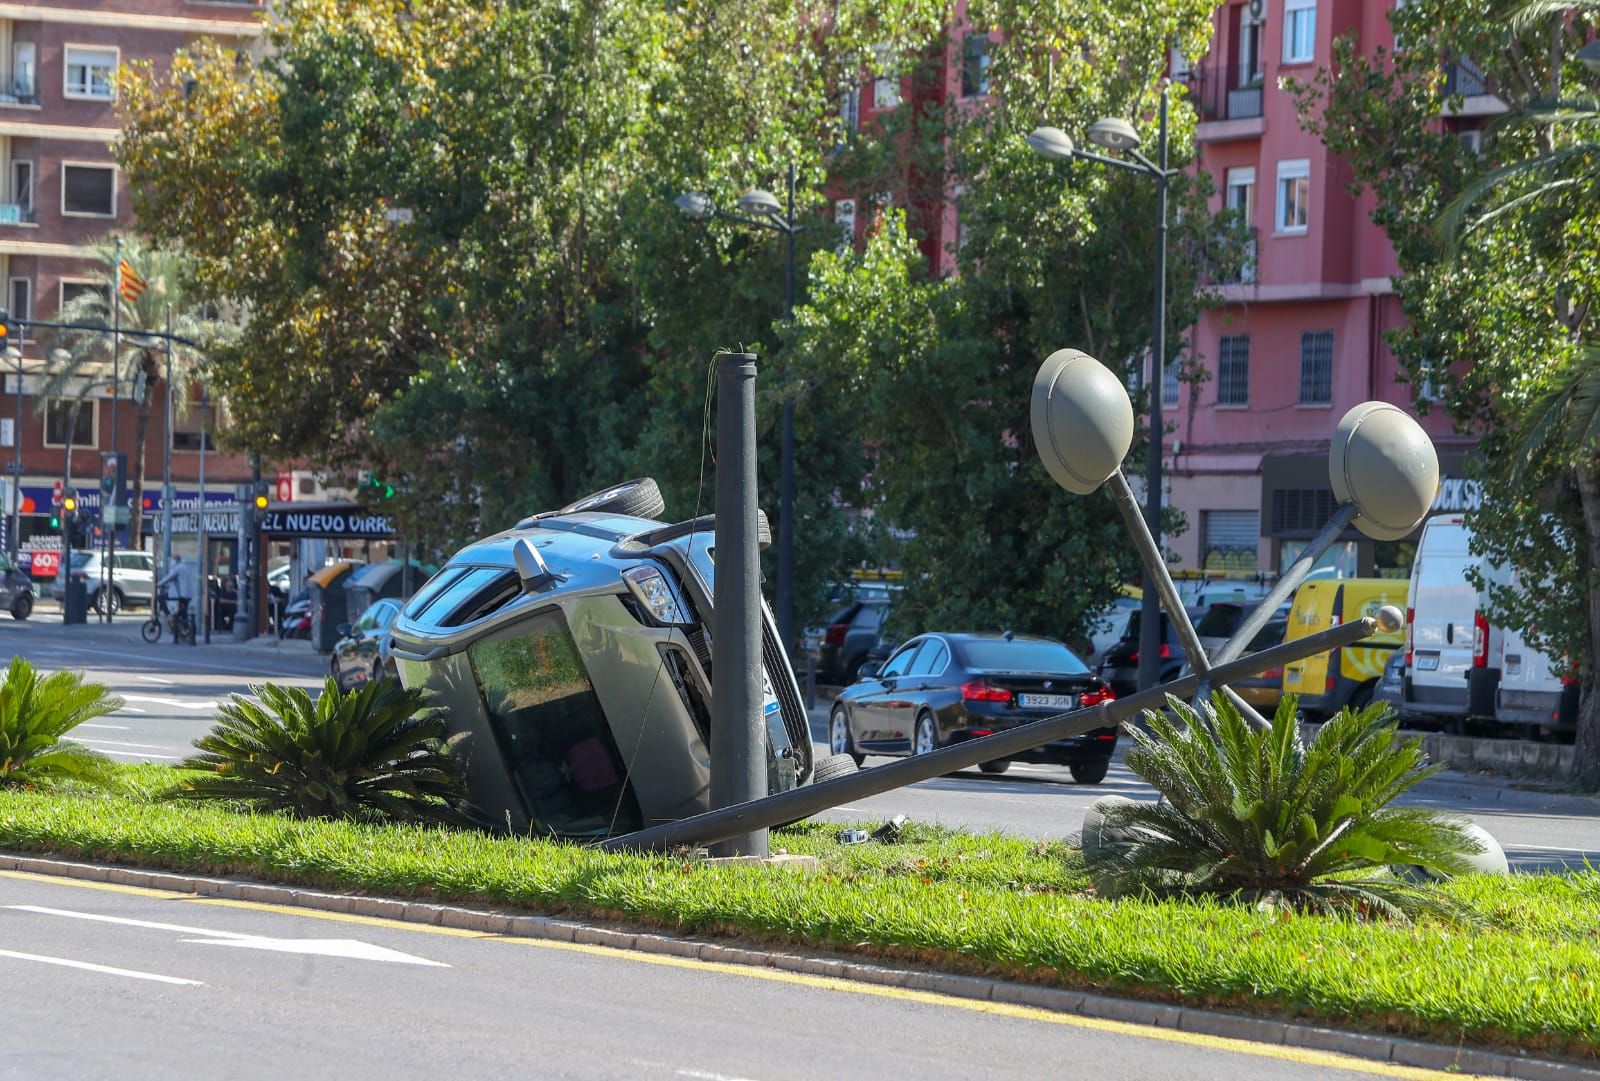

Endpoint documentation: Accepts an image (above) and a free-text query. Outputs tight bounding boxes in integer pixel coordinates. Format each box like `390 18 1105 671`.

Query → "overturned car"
388 479 821 838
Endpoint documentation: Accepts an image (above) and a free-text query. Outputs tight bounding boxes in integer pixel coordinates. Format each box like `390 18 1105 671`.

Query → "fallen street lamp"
675 165 804 658
1028 85 1179 693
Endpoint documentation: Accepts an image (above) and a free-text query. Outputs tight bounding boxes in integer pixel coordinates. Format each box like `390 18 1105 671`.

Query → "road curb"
2 852 1595 1079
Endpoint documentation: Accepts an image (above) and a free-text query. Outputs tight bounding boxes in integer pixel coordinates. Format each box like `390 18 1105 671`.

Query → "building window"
61 164 116 217
1217 334 1250 405
8 278 30 336
64 45 118 101
9 42 36 99
872 45 900 109
1225 167 1256 222
60 279 109 310
1298 330 1334 404
838 87 860 142
1416 358 1440 402
961 34 991 97
833 198 857 252
1162 357 1180 407
1283 0 1316 63
3 160 30 224
1238 7 1264 87
44 399 96 448
1275 159 1309 234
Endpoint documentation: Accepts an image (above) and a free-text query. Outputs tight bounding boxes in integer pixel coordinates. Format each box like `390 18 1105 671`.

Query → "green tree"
1296 0 1600 782
39 238 224 548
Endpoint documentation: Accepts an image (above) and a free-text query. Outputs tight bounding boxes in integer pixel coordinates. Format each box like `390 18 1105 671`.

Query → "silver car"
54 548 157 613
387 479 824 838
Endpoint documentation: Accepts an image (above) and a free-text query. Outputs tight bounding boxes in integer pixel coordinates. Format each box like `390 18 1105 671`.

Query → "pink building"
1171 0 1488 577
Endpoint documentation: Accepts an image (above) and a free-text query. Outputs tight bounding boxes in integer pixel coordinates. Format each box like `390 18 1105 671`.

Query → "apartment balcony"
1442 57 1506 118
1198 227 1257 290
0 204 35 226
1184 65 1266 142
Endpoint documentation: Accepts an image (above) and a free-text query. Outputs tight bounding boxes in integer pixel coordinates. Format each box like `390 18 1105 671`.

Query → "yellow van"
1280 578 1408 719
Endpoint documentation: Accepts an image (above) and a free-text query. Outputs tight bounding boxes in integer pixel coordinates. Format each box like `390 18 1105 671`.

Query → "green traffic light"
50 515 60 529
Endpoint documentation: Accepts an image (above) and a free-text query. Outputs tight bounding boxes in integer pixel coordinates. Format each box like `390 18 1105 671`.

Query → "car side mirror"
336 623 352 638
856 661 881 680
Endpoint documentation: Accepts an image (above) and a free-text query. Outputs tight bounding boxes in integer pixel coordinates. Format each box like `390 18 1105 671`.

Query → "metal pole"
10 354 21 561
160 306 174 580
1105 471 1269 728
776 161 797 658
104 238 121 624
1135 87 1170 691
602 615 1387 853
1212 501 1360 666
711 351 768 859
198 401 209 644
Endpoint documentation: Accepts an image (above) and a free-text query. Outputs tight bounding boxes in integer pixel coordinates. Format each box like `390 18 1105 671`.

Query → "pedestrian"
157 553 196 636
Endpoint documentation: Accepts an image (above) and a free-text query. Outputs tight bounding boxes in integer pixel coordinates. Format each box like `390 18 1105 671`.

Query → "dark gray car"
0 551 33 619
387 479 828 839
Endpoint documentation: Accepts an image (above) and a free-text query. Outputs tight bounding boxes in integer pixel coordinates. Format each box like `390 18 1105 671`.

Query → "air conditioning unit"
1248 0 1265 21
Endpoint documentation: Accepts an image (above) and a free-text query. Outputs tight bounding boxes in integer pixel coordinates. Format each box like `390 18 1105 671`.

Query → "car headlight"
622 565 689 625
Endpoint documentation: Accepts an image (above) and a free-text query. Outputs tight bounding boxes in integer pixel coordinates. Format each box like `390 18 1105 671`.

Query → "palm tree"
39 237 222 548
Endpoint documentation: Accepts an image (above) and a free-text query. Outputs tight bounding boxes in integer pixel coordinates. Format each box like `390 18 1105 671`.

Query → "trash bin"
343 559 434 623
62 578 88 625
307 560 363 653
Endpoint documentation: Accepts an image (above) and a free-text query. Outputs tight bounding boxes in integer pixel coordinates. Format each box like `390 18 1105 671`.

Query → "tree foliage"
1295 0 1600 781
117 0 1232 643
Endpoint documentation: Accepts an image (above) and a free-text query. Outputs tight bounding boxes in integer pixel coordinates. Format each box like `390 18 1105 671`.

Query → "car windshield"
1196 604 1245 638
958 638 1088 674
1247 619 1287 652
69 553 93 569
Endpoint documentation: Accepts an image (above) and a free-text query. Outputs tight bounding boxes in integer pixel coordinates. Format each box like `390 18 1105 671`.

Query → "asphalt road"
804 704 1600 873
0 869 1484 1081
0 614 324 763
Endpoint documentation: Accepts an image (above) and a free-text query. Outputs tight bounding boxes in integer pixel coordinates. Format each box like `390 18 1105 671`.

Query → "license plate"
1019 693 1074 709
1417 655 1439 670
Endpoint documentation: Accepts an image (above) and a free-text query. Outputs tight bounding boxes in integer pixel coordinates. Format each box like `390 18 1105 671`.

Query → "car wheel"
330 654 344 691
830 706 864 766
979 759 1011 775
913 712 939 756
1349 681 1376 712
9 593 30 620
556 477 666 519
811 753 859 785
1070 758 1111 785
92 588 122 616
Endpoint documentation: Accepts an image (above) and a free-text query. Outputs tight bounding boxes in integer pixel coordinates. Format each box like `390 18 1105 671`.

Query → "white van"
1495 607 1579 730
1404 515 1499 724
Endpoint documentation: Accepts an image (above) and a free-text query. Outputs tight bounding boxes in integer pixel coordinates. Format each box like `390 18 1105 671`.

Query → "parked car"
829 632 1119 783
1077 597 1139 668
1221 616 1289 712
52 548 157 613
1372 651 1408 718
330 598 402 692
1097 609 1202 700
1194 598 1291 659
815 594 892 684
1282 577 1408 719
388 477 830 838
0 550 34 619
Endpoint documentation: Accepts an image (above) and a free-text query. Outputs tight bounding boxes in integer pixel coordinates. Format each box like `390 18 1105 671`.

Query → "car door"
358 601 399 673
853 639 925 748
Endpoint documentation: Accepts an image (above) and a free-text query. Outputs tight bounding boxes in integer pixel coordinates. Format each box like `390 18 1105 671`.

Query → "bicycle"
142 591 197 645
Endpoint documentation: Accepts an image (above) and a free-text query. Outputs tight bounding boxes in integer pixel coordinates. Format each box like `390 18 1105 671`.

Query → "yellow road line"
0 868 1500 1080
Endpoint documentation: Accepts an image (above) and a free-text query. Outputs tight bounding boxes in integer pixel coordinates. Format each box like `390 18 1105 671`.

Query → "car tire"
330 654 344 692
840 652 866 684
93 588 123 616
1348 681 1376 713
557 477 665 520
811 753 859 786
912 712 939 757
1070 758 1111 785
9 593 30 621
830 706 864 767
979 759 1011 775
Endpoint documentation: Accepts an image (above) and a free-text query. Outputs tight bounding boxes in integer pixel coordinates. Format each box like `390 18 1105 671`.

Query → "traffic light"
61 491 77 515
365 473 395 500
0 308 11 356
252 482 271 525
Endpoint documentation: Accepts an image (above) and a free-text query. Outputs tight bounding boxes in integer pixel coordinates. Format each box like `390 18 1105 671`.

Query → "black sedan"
1097 608 1205 700
330 598 401 692
827 632 1119 783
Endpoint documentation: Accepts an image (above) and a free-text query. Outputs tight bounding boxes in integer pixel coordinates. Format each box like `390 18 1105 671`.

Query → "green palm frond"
1509 0 1600 33
174 676 471 825
1511 346 1600 483
1084 694 1482 920
0 656 121 787
1436 140 1599 249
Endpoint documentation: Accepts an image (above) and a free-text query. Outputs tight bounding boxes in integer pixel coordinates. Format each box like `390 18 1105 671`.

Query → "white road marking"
96 749 184 761
77 723 130 731
135 675 176 685
8 906 447 967
79 739 173 751
0 947 202 986
120 694 219 711
115 707 148 714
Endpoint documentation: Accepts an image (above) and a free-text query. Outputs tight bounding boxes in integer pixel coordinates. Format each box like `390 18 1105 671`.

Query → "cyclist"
156 554 197 643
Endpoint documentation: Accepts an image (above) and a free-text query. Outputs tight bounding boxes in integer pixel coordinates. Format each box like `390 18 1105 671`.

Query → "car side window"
881 641 923 678
854 604 884 631
908 639 948 677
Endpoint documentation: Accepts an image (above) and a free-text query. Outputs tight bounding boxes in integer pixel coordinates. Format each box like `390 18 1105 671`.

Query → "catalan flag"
118 259 148 302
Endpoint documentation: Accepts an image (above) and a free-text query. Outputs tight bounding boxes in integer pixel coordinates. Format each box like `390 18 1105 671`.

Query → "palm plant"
39 237 229 547
1083 694 1482 920
0 656 121 786
175 677 471 824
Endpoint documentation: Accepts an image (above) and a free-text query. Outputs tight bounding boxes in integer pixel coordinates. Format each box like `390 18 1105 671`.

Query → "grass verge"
2 765 1597 1063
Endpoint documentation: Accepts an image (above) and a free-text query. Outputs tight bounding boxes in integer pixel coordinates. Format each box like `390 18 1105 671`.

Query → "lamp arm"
1072 149 1152 177
713 208 783 232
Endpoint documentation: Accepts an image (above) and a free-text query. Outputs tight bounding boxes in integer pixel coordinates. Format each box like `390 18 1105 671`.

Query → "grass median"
2 764 1597 1064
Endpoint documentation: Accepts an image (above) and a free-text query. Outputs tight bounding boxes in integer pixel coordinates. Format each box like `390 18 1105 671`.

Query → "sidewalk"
1 603 322 660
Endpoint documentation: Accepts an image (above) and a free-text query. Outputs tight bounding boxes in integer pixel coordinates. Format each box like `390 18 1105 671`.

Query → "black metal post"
9 354 21 560
603 615 1385 853
777 162 797 658
1136 86 1171 692
711 352 768 858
